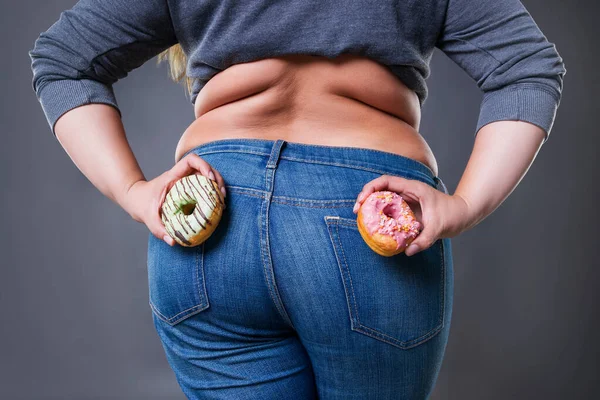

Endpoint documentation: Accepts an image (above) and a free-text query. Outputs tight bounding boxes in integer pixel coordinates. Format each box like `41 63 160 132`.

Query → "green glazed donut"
161 174 225 247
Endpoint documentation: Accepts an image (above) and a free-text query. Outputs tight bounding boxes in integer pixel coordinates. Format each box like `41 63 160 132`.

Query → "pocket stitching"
333 220 362 330
335 217 358 227
259 198 296 329
149 243 210 326
149 301 207 325
199 241 210 311
325 216 445 349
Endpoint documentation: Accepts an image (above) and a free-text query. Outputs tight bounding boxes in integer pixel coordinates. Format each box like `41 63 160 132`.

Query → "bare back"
175 53 438 176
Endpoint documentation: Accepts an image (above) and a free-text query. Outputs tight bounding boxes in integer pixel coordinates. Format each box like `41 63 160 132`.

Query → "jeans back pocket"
324 216 445 349
147 233 210 325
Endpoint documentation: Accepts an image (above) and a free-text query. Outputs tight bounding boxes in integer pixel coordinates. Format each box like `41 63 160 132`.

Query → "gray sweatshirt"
29 0 566 143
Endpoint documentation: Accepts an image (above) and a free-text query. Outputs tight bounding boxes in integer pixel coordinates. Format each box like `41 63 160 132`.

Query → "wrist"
120 178 147 222
451 193 479 234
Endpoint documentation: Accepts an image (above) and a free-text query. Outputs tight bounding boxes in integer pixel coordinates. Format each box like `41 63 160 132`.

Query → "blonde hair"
157 43 194 98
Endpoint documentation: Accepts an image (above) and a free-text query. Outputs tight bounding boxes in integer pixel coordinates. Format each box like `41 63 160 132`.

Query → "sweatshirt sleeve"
29 0 178 137
435 0 566 144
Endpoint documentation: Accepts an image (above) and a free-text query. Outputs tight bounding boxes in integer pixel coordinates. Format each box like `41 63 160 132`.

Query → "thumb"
152 214 174 246
153 188 175 246
161 231 175 247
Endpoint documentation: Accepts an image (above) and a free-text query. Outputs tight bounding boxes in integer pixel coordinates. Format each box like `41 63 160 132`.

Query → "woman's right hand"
122 153 227 246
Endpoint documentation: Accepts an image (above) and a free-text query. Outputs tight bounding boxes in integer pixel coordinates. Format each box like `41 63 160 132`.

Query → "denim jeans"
147 138 454 399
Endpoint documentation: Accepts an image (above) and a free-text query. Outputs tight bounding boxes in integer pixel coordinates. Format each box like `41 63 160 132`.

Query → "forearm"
454 120 546 231
54 103 146 211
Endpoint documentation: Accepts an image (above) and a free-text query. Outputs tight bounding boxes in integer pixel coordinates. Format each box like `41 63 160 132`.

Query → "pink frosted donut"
356 190 422 256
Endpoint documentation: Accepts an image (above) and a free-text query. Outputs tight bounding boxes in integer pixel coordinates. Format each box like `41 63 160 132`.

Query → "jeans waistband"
180 138 444 190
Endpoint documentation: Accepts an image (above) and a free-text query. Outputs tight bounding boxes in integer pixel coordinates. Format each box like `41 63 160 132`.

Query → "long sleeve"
435 0 566 144
29 0 178 137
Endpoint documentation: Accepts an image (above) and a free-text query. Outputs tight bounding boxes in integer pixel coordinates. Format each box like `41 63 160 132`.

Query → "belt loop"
266 139 286 169
434 176 449 195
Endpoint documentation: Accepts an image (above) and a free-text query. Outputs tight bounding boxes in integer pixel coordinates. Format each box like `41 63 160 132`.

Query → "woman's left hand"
352 175 474 256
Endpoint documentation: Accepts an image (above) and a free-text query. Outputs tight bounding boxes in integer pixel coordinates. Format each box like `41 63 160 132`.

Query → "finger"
382 177 427 205
405 219 438 256
174 154 227 198
353 175 389 213
150 189 175 246
358 175 427 203
150 215 174 246
170 153 213 180
356 175 392 203
353 176 425 214
211 169 227 198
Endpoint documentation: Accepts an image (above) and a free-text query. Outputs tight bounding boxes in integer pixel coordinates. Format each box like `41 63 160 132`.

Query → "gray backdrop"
2 0 598 399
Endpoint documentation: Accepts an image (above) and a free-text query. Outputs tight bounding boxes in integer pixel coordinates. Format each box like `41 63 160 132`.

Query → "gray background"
2 0 598 398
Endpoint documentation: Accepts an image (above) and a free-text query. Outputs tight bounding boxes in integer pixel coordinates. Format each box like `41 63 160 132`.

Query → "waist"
179 138 440 191
175 55 438 175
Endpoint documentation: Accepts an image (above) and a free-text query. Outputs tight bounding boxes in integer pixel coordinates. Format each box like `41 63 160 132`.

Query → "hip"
147 140 454 395
150 138 453 348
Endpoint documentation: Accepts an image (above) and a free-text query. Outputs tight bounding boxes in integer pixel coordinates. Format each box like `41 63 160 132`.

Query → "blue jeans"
147 138 454 399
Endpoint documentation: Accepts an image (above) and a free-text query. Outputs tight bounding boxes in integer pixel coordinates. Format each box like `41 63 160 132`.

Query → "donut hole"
381 204 400 220
180 202 196 216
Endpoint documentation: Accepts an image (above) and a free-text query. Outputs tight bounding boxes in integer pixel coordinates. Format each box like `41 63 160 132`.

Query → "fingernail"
209 171 215 181
163 235 173 246
353 202 359 213
406 244 419 256
358 192 365 202
221 186 226 197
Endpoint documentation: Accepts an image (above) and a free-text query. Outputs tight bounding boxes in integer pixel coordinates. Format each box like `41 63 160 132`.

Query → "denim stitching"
280 143 436 176
264 194 295 329
258 199 276 314
227 185 265 195
227 186 358 205
264 163 268 193
226 188 361 206
226 188 264 199
335 217 359 227
264 155 295 329
149 245 209 325
273 196 357 203
334 220 362 329
149 301 171 321
279 156 435 185
189 137 427 165
192 151 436 186
195 242 202 307
327 216 445 349
267 141 279 168
194 149 271 158
272 199 357 209
225 191 357 208
199 242 209 310
226 175 288 324
150 301 204 323
324 217 356 329
166 306 206 325
332 219 360 324
355 322 443 349
259 196 295 330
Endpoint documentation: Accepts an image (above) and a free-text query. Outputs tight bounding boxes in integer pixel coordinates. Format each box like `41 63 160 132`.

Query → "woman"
29 0 565 398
